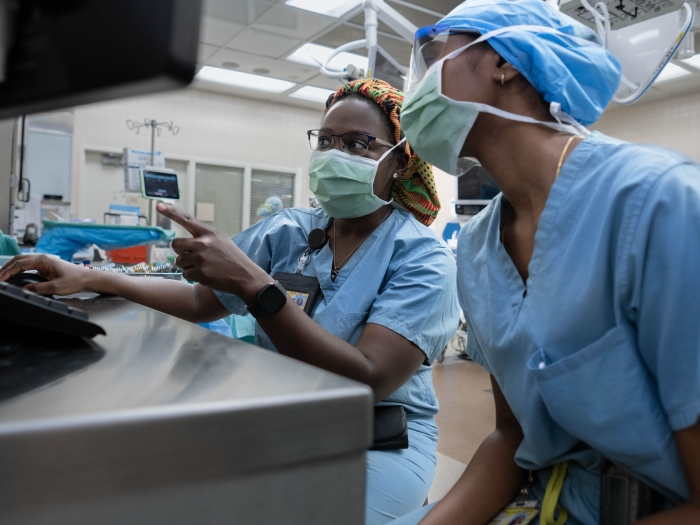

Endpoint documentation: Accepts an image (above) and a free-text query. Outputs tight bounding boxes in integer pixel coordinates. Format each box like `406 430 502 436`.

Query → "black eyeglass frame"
307 129 395 156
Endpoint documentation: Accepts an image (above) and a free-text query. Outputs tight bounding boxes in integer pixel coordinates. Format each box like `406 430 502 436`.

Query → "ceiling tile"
650 72 700 95
313 24 365 49
200 16 244 46
377 34 412 67
252 4 337 39
348 3 439 35
313 23 411 68
398 0 462 16
302 73 347 90
226 27 302 59
206 48 319 83
203 0 277 25
198 43 220 63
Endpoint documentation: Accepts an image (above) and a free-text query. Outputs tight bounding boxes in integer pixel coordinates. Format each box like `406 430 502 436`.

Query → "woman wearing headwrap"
1 79 459 524
391 0 700 524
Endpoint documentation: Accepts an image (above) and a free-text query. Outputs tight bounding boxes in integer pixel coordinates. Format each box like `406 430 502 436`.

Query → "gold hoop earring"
501 73 505 87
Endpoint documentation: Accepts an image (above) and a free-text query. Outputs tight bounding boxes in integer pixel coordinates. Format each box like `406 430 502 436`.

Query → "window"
194 164 244 238
249 169 295 226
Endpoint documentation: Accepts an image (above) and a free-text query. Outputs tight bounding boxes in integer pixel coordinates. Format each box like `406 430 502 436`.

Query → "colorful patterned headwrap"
325 79 440 226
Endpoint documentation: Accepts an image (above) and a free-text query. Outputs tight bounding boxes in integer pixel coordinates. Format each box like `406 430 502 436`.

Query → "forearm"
256 297 379 387
419 429 527 525
636 502 700 525
85 273 226 323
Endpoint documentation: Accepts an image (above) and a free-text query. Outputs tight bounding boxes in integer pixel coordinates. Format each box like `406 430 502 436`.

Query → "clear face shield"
408 24 480 93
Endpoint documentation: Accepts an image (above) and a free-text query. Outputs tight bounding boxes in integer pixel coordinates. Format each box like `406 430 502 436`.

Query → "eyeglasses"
307 129 395 157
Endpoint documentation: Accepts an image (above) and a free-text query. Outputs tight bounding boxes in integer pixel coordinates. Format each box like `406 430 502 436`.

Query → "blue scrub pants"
365 419 438 525
387 502 437 524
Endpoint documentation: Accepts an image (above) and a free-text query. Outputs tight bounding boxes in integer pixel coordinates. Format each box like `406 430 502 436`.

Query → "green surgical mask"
309 138 405 218
401 34 588 176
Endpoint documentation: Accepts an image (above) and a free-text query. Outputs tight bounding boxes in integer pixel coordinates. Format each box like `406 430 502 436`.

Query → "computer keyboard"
0 281 106 338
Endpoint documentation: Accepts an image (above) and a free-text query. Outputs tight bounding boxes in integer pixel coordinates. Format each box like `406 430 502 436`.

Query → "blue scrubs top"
215 206 460 418
458 132 700 525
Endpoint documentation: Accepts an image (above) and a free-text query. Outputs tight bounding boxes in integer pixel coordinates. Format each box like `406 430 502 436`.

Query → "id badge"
272 272 322 316
487 501 539 525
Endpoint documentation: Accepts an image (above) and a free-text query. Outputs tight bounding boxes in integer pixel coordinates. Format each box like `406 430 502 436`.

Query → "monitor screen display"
0 0 202 119
142 170 179 200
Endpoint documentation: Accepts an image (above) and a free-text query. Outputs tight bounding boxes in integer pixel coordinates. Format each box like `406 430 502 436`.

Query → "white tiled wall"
72 87 323 218
593 91 700 162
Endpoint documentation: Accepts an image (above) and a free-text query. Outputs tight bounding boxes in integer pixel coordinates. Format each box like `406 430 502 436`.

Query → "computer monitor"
0 0 202 119
141 167 180 201
454 163 500 216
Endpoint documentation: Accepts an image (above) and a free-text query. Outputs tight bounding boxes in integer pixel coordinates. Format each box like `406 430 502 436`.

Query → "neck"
470 117 581 223
332 204 392 238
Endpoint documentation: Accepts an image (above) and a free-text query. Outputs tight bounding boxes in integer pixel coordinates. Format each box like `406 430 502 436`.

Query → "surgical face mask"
309 138 405 218
401 26 590 176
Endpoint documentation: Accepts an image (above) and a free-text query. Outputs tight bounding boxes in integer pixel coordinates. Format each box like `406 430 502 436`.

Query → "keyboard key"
67 307 89 320
49 301 70 313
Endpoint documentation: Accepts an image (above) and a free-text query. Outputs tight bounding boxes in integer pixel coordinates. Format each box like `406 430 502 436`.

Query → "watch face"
259 283 286 314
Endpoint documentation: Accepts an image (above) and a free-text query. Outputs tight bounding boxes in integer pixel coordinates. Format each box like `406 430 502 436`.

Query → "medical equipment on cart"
35 220 175 261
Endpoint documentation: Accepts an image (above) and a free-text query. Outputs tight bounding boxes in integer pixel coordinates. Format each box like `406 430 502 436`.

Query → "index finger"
156 203 211 237
0 255 42 281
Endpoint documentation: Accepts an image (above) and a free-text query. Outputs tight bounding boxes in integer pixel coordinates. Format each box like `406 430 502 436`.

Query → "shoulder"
389 207 456 269
577 132 699 195
240 207 328 239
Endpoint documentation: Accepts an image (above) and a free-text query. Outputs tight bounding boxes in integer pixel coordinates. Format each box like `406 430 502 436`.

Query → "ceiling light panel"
206 48 319 83
289 86 336 103
286 43 369 71
199 16 244 46
653 62 694 84
284 0 362 18
196 66 296 93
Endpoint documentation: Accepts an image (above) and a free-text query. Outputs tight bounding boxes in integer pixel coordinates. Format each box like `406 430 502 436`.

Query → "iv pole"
125 118 179 263
125 118 180 225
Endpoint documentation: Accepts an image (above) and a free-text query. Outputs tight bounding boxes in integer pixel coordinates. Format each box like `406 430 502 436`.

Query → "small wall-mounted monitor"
141 167 180 201
454 161 500 216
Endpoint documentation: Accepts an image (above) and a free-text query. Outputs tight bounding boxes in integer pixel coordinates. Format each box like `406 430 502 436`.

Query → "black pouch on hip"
600 462 666 525
371 406 408 451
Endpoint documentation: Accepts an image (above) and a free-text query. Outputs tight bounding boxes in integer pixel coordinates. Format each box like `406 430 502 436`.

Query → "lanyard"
541 462 568 525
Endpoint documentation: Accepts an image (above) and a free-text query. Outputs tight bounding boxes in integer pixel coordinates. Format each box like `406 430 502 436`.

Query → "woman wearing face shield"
390 1 700 524
0 79 460 525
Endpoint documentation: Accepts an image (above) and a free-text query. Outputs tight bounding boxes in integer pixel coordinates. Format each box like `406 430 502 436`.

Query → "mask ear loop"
376 137 407 164
372 137 407 207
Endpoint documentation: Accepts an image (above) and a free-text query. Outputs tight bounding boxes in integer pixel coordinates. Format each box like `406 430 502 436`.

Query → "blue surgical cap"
441 0 622 126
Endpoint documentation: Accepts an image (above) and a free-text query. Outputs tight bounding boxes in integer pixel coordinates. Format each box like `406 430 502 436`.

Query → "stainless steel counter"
0 295 373 525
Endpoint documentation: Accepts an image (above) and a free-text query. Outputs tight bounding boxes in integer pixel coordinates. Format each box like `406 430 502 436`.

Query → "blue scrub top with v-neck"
214 205 460 418
457 131 700 525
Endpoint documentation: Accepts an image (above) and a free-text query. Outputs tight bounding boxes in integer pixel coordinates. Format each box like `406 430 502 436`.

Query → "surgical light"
652 62 693 84
196 66 296 93
289 86 336 103
286 43 369 71
284 0 362 18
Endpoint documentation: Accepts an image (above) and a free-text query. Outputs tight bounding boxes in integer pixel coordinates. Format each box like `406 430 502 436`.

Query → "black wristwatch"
246 281 287 319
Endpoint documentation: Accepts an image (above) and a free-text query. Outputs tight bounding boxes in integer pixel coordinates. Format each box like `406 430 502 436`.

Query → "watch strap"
246 281 286 319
